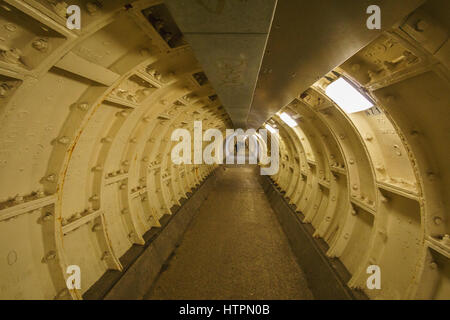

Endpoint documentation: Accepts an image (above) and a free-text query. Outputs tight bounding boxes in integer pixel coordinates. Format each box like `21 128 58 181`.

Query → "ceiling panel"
165 0 278 128
247 0 425 128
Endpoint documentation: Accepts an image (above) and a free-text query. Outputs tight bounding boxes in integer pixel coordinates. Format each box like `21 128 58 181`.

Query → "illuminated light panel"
265 124 277 134
325 77 374 113
280 112 298 127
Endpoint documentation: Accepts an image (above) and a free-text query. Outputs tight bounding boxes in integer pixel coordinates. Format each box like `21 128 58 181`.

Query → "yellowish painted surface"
0 0 448 299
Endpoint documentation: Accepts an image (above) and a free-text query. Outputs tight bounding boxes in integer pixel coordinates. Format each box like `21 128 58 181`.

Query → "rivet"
101 251 110 260
86 2 100 15
36 190 45 198
78 103 89 111
42 212 53 221
13 194 24 204
72 212 81 220
46 174 56 182
415 19 428 32
32 38 49 52
4 23 16 32
51 1 68 18
43 251 56 262
433 216 443 225
378 229 387 241
58 136 70 145
393 144 402 156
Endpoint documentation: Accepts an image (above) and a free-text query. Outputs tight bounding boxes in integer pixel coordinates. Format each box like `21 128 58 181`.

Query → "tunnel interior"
0 0 449 300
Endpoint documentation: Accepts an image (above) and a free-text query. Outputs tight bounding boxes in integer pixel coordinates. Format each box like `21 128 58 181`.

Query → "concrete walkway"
145 166 314 299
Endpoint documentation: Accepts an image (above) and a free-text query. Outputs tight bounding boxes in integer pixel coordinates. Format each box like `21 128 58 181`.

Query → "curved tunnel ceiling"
165 0 425 129
247 0 426 128
0 0 448 300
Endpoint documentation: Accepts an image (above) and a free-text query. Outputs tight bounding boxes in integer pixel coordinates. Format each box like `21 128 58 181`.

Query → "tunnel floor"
144 166 314 299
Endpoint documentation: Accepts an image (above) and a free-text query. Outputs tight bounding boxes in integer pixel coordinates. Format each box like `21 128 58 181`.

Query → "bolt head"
78 103 89 111
433 216 443 225
415 19 428 32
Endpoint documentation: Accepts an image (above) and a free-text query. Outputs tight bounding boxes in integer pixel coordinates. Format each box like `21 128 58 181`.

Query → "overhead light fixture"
265 124 277 134
325 77 374 113
280 112 298 127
